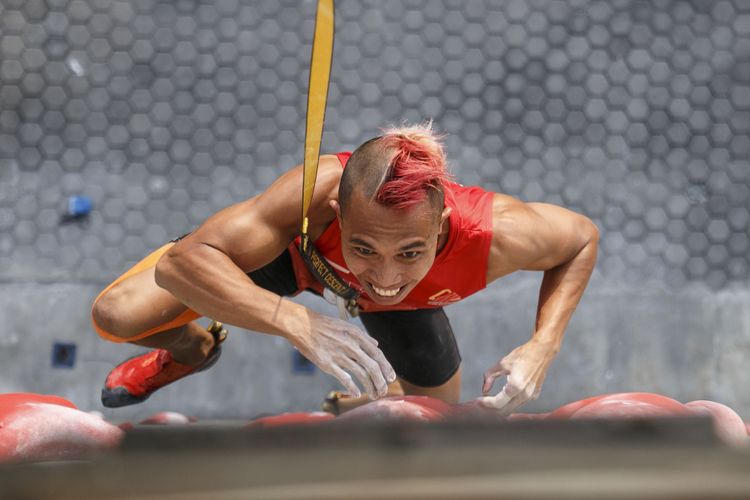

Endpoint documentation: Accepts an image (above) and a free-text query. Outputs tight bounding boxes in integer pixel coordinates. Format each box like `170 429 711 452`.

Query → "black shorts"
248 249 461 387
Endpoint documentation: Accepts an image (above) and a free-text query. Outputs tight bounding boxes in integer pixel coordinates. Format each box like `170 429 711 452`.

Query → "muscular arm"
154 156 341 338
480 195 599 413
487 195 600 351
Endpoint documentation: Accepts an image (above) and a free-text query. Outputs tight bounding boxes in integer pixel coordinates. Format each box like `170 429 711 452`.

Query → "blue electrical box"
52 342 77 369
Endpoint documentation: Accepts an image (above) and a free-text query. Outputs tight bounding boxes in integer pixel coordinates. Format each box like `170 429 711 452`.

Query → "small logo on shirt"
427 289 462 305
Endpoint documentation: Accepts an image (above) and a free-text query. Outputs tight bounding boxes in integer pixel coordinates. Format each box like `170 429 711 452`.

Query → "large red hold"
336 396 452 423
550 393 692 420
252 393 748 447
684 400 748 446
248 411 335 429
509 392 747 446
0 393 123 463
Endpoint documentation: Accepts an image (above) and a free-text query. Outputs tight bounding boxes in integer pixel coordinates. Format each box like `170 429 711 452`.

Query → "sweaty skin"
150 154 598 411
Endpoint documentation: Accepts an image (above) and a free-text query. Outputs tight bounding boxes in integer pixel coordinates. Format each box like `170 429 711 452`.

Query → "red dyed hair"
375 122 452 210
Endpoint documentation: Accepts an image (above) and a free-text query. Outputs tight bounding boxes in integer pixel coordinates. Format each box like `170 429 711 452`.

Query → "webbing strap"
301 0 334 232
299 0 359 317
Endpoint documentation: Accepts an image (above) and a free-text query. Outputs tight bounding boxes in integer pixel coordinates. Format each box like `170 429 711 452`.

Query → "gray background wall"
0 0 748 421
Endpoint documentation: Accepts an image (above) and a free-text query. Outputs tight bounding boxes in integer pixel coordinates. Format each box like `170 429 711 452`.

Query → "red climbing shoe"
101 322 227 408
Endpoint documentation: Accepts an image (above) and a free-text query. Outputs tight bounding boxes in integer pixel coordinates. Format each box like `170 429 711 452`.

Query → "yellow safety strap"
301 0 334 238
299 0 359 317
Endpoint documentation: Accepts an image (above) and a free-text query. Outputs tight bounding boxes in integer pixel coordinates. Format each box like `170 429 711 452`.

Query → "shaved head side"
339 123 451 219
339 136 390 213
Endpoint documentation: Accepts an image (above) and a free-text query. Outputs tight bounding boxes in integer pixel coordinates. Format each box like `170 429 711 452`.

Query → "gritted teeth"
370 283 403 297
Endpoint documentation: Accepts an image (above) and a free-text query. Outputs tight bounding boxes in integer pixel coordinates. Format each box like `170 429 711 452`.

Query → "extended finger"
328 365 362 399
355 336 396 385
344 345 389 398
339 356 379 400
482 368 509 395
334 334 391 392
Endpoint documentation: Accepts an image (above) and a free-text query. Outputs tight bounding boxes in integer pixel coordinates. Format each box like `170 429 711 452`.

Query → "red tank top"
289 152 495 312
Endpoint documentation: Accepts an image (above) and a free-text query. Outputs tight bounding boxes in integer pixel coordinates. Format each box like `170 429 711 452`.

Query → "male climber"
91 123 599 415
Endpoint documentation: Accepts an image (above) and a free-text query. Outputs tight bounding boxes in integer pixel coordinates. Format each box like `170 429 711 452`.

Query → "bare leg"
399 367 461 404
131 322 215 365
92 265 214 365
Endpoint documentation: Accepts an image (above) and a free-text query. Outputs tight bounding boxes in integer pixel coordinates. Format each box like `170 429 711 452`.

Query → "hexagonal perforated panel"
0 0 748 290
